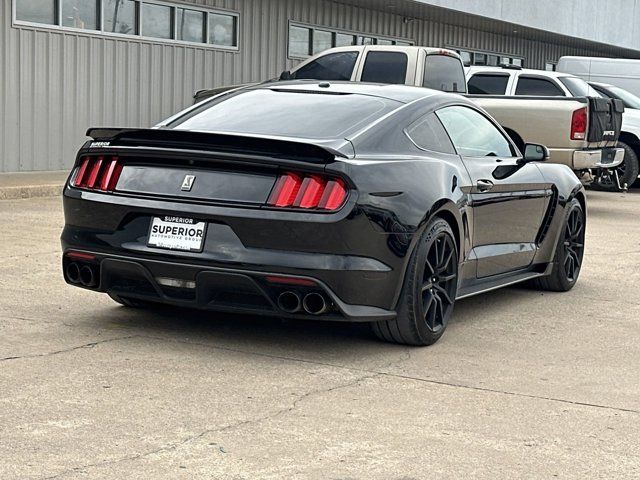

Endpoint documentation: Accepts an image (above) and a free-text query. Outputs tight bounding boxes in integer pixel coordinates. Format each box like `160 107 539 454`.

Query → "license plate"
148 216 206 252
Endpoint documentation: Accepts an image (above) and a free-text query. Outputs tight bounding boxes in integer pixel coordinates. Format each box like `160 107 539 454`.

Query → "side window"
423 55 466 93
467 74 509 95
292 52 359 81
406 114 456 155
436 106 515 158
361 51 408 84
515 76 564 96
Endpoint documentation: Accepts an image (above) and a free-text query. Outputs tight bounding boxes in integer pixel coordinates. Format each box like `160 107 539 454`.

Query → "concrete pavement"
0 171 68 200
1 191 639 479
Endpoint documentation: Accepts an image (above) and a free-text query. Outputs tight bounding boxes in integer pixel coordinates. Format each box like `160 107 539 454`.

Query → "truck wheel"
372 218 458 346
594 142 639 191
534 198 585 292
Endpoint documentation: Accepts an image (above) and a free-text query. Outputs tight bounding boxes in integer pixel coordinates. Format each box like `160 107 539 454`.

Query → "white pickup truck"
193 46 624 181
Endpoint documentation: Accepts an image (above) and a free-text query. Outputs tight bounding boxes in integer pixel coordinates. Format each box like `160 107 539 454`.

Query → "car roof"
466 66 576 79
246 80 454 104
310 45 461 57
588 81 614 89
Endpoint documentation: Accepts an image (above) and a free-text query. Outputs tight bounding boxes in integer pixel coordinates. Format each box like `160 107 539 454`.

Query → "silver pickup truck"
467 66 627 187
193 46 624 179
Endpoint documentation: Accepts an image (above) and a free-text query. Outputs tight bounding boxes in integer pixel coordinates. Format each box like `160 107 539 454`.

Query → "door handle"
476 179 494 192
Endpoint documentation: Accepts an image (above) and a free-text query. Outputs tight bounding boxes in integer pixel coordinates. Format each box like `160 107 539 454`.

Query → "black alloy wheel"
420 232 458 334
373 218 459 346
535 198 585 292
563 206 585 283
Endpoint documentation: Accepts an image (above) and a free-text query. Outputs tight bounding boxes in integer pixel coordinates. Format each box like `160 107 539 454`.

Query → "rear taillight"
571 107 588 140
72 156 122 192
267 172 348 211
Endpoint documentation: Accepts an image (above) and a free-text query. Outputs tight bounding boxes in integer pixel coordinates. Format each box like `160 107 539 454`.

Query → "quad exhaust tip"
79 265 97 287
66 262 98 288
277 291 302 313
303 293 328 315
66 262 80 284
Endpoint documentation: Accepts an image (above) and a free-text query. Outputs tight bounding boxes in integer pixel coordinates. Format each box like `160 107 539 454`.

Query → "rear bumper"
572 147 624 170
61 250 396 322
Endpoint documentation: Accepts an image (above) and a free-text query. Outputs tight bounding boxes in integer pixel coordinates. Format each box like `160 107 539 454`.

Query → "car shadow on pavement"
82 285 546 353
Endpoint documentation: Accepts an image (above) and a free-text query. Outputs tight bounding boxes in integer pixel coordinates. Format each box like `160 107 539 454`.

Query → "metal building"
2 0 640 173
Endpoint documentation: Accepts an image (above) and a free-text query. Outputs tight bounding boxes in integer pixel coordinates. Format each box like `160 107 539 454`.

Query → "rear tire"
372 218 459 346
593 141 639 191
534 198 585 292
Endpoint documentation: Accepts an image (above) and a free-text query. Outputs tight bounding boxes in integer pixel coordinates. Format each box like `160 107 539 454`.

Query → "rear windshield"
467 74 509 95
515 77 564 96
423 55 466 93
292 51 359 81
559 76 601 97
361 51 408 84
169 89 400 139
595 84 640 109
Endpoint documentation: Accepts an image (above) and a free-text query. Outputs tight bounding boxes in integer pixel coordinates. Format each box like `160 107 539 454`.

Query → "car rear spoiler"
86 128 352 163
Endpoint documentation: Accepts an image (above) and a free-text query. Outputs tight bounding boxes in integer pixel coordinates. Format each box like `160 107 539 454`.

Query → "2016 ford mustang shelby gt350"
61 82 586 346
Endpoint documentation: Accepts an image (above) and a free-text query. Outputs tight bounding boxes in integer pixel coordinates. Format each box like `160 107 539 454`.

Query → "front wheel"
372 218 459 346
534 198 585 292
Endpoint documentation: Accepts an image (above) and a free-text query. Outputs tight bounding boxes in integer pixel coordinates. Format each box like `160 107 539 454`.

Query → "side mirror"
522 143 549 163
279 70 292 81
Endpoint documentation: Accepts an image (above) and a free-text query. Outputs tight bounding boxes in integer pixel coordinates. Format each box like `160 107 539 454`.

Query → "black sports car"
61 82 586 346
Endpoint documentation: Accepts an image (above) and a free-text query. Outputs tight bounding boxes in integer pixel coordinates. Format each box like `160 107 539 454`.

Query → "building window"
288 22 413 59
103 0 137 35
289 25 312 57
209 12 238 47
487 54 500 66
313 30 333 54
13 0 239 50
474 53 487 66
61 0 99 30
335 33 356 47
456 48 524 68
177 7 205 43
141 3 171 39
16 0 56 24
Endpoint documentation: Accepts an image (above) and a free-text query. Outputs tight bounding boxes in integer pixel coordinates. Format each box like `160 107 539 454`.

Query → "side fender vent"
535 187 559 245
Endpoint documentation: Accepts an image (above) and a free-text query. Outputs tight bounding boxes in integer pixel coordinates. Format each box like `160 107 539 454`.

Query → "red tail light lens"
267 172 348 211
571 107 588 140
72 156 122 192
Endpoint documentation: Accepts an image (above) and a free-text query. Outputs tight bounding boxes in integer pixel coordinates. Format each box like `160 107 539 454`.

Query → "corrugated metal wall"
0 0 636 172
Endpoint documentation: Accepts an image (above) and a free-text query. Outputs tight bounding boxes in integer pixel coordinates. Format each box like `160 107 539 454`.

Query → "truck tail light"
571 107 588 140
267 172 348 211
72 156 122 192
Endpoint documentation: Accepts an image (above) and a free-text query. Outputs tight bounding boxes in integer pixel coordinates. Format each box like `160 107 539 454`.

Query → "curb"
0 184 64 200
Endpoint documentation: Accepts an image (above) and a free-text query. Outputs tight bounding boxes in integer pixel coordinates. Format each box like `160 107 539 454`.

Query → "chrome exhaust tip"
303 293 328 315
79 265 97 287
277 291 302 313
66 262 80 284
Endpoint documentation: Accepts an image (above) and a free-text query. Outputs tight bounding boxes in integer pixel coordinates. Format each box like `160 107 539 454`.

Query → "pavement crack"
39 372 379 479
0 335 138 363
373 373 640 415
138 334 640 415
